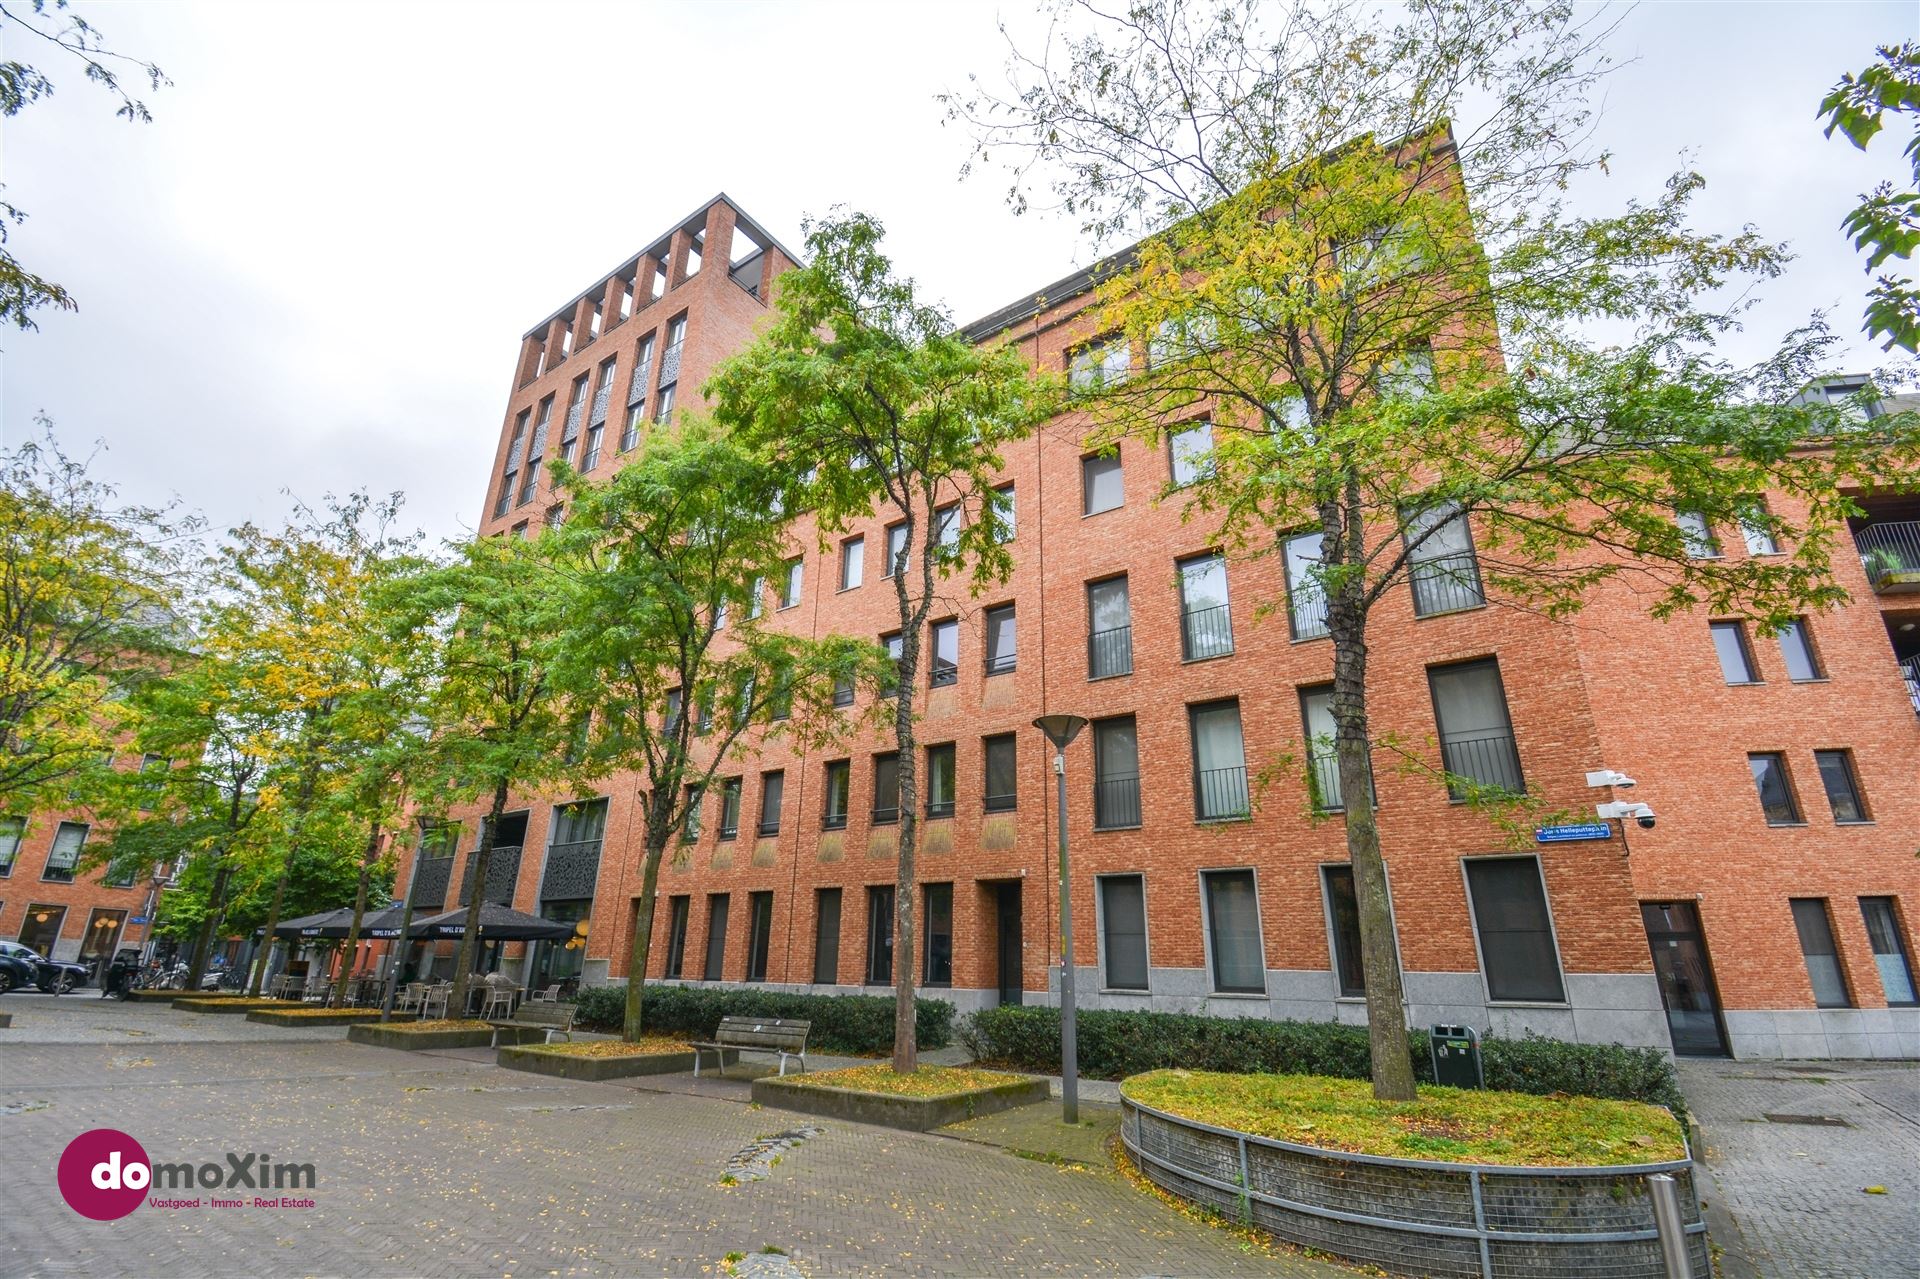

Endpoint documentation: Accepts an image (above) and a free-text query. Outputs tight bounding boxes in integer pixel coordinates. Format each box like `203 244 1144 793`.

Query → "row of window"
1795 896 1918 1008
1748 749 1872 826
659 882 956 987
0 817 136 887
1709 617 1824 684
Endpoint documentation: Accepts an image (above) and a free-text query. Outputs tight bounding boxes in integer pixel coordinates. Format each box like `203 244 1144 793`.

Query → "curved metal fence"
1121 1093 1709 1279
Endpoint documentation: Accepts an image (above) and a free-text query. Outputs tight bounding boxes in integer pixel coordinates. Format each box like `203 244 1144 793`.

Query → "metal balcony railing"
926 797 955 819
1902 654 1920 715
1181 604 1234 660
1290 586 1329 640
628 358 653 407
589 382 612 425
1856 520 1920 588
983 791 1017 813
1439 728 1525 799
1094 775 1142 829
822 809 848 831
930 659 958 688
1089 625 1133 679
756 817 781 837
1193 766 1250 821
718 817 739 841
581 441 602 473
658 341 683 387
1409 552 1486 617
985 650 1017 676
871 804 899 826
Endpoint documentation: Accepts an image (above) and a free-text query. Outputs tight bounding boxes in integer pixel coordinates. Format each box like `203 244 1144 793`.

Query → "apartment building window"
984 605 1016 675
717 778 742 841
1739 500 1780 555
745 891 773 982
800 887 841 986
983 734 1017 812
831 675 855 708
1284 531 1328 640
883 522 908 577
1748 752 1802 825
1082 452 1124 515
1093 716 1142 830
1774 619 1823 680
1190 701 1250 821
758 770 785 836
583 361 616 470
865 885 895 984
822 761 851 830
929 619 959 687
1405 503 1485 616
664 687 683 735
1465 856 1566 1003
992 484 1015 542
840 536 864 590
934 503 961 553
682 784 704 840
1097 874 1149 990
923 883 953 986
1860 897 1916 1005
497 411 528 517
1710 621 1761 684
559 373 589 464
1201 869 1265 994
663 896 690 978
1790 898 1851 1007
1068 336 1130 394
1321 865 1370 998
43 821 86 883
748 576 765 620
653 381 676 425
544 503 566 530
622 333 655 452
881 632 903 697
778 557 804 610
1087 576 1133 679
519 397 554 506
1168 420 1214 487
1300 685 1373 812
925 744 956 819
1813 750 1868 823
1429 659 1525 798
1177 552 1234 660
1675 510 1720 559
703 894 730 981
872 753 900 824
0 815 23 876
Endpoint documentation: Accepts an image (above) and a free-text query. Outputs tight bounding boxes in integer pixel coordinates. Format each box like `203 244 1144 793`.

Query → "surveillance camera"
1596 800 1655 827
1635 812 1655 830
1585 769 1637 789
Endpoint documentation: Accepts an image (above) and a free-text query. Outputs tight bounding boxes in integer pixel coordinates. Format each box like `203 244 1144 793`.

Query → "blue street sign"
1536 822 1612 843
129 916 150 925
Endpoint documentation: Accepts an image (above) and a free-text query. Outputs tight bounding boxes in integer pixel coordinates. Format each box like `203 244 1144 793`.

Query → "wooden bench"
486 1001 577 1047
691 1015 811 1078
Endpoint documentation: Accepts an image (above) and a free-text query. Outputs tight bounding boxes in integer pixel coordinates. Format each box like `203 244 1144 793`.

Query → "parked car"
0 944 38 995
0 940 92 993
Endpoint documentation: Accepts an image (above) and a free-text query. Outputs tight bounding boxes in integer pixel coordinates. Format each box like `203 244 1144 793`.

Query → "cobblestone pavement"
1678 1057 1918 1279
0 999 1342 1278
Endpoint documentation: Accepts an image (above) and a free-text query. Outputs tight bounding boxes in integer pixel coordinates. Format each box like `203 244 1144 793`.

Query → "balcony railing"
1089 625 1133 679
1094 775 1142 829
718 817 739 841
658 341 683 387
1181 603 1234 660
871 804 899 825
1902 654 1920 715
589 382 612 425
822 809 848 831
930 659 958 688
756 818 781 837
1410 552 1486 617
1193 766 1250 821
1856 520 1920 592
1439 728 1525 799
926 797 955 819
1290 586 1329 640
627 358 653 406
984 791 1017 813
985 650 1017 676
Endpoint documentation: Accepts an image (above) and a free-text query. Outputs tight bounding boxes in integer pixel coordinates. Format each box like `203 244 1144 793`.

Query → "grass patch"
1124 1069 1685 1167
388 1019 491 1032
517 1037 692 1058
785 1064 1031 1098
249 1005 379 1018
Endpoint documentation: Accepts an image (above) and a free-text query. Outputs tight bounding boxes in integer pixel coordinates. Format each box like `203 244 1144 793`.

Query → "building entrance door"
1641 901 1730 1057
994 882 1023 1006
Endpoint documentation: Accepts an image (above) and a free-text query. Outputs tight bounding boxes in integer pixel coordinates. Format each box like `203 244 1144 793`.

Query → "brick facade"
402 195 1918 1060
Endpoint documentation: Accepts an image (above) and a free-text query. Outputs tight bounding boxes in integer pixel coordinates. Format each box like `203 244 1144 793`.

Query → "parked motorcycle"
102 950 143 1000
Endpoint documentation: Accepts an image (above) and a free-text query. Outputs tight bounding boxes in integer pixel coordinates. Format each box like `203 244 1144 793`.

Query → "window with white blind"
1201 869 1265 994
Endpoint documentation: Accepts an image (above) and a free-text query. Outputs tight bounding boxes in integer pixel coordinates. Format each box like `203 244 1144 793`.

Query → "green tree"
710 212 1056 1072
950 0 1920 1099
387 531 574 1018
546 422 875 1040
0 0 168 330
0 423 196 811
1820 41 1920 353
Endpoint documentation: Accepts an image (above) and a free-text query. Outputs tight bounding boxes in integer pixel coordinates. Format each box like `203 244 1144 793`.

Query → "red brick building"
0 796 173 978
402 193 1917 1061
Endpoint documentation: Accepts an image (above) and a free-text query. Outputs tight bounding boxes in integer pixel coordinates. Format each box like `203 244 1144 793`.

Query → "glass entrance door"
1641 901 1730 1056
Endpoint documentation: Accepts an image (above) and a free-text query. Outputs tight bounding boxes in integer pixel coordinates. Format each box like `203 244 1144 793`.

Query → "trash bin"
1429 1023 1483 1088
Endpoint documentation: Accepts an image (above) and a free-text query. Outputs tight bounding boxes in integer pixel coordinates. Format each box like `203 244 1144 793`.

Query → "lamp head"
1032 714 1089 750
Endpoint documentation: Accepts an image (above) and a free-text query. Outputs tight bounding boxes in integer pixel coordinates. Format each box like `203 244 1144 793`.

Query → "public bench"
691 1015 810 1078
486 1000 577 1047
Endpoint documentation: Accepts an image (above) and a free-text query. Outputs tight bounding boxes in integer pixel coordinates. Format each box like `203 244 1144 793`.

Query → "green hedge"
570 983 954 1055
961 1006 1687 1124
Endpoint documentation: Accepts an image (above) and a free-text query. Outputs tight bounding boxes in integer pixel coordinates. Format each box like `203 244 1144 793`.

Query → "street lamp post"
1033 713 1089 1125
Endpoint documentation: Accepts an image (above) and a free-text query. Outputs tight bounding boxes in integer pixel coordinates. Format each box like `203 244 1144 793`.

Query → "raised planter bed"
497 1040 734 1081
247 1008 383 1028
175 997 293 1014
752 1066 1047 1132
1119 1084 1709 1279
133 989 238 1003
348 1020 546 1051
0 1012 12 1028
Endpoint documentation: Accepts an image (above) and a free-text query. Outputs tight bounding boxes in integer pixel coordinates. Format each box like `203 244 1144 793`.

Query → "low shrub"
569 983 954 1055
962 1006 1687 1125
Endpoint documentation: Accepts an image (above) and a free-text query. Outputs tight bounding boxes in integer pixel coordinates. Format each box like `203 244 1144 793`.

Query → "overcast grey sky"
2 1 1912 544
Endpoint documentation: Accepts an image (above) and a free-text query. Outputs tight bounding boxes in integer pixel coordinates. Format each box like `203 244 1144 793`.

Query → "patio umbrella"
268 909 354 939
406 902 576 942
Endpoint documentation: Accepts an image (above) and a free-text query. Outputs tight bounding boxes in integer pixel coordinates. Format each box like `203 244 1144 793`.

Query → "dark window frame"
865 884 896 985
744 891 774 982
1747 751 1804 826
812 888 842 985
1081 451 1124 516
1812 749 1869 823
822 760 851 830
701 893 730 981
1709 620 1762 685
1790 897 1853 1008
1200 867 1267 995
1096 872 1150 991
662 895 690 979
922 882 953 987
1462 854 1568 1004
983 734 1018 812
925 743 957 819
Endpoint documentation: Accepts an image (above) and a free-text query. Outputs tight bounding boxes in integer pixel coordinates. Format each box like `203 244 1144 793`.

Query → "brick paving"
0 999 1340 1278
1678 1057 1918 1279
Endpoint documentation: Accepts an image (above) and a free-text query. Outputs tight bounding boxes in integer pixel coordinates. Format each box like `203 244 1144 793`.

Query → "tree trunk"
248 867 292 996
623 820 670 1041
1329 607 1417 1101
891 672 919 1074
331 818 383 1008
450 778 509 1017
186 857 231 990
